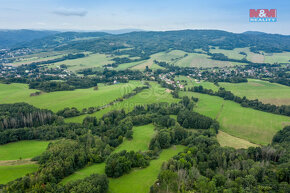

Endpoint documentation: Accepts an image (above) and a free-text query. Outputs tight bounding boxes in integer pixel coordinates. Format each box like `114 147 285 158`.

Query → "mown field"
180 91 290 145
0 81 142 112
219 79 290 106
66 82 179 123
217 131 259 149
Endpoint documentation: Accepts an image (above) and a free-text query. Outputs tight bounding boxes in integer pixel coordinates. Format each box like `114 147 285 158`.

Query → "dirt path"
0 158 36 166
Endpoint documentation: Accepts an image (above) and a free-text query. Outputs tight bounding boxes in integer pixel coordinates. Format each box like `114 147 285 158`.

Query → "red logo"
249 9 277 18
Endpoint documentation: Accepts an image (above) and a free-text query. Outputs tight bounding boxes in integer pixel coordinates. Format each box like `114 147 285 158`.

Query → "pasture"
219 79 290 106
180 91 290 145
0 81 142 112
0 140 50 161
66 82 179 123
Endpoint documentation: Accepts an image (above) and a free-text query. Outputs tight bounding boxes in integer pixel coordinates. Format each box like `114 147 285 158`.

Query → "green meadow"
0 140 50 161
0 164 38 185
115 124 156 152
0 81 142 112
180 91 290 145
219 79 290 106
51 53 113 72
66 82 179 123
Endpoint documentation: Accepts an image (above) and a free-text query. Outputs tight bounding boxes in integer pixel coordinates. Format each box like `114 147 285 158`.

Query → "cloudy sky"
0 0 289 34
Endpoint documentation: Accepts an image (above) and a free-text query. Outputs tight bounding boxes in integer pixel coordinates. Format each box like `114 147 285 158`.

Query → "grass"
219 79 290 106
61 163 106 184
108 145 185 193
0 164 38 184
115 124 156 152
174 52 243 68
180 91 290 145
0 81 142 112
217 131 259 149
50 53 113 72
0 140 50 161
65 82 179 123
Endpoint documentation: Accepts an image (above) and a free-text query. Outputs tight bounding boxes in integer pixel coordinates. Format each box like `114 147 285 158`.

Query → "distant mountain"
17 31 110 50
0 29 58 49
99 29 145 34
6 29 290 57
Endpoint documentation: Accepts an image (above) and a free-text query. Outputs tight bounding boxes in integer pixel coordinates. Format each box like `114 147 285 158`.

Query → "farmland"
180 91 290 145
217 131 259 149
0 81 142 112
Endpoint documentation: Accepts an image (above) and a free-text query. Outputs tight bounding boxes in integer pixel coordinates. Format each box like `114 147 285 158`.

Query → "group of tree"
150 125 290 193
0 103 60 131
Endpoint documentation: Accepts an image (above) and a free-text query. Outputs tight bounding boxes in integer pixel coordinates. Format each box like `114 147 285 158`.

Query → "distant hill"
0 29 58 49
5 29 290 56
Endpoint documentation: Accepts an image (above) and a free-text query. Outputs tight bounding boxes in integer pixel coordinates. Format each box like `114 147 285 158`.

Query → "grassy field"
0 81 142 112
0 164 38 184
217 131 259 149
0 140 50 161
180 91 290 145
51 53 113 72
219 79 290 106
115 124 156 152
173 52 243 68
66 82 179 123
108 145 185 193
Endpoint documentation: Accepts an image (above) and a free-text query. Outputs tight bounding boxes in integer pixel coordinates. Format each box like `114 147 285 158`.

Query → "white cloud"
52 8 88 17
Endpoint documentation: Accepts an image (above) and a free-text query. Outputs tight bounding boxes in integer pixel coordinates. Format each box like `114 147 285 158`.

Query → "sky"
0 0 289 34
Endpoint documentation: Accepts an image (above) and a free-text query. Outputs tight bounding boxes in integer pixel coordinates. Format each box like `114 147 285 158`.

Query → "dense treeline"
0 103 60 131
150 125 290 193
190 86 290 116
0 123 88 145
105 150 150 178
